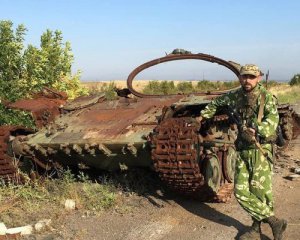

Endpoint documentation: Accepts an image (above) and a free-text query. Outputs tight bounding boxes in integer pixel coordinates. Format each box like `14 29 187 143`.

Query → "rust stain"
9 98 65 128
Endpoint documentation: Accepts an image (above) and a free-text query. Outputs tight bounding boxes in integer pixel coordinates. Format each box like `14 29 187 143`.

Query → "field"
82 80 202 92
0 80 299 239
83 80 300 104
268 84 300 103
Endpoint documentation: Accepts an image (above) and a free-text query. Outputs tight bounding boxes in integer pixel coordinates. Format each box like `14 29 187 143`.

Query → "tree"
23 29 87 97
0 20 87 102
290 74 300 86
0 20 27 101
0 20 87 126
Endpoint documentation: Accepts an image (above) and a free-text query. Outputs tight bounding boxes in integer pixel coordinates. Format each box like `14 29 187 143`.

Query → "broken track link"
0 126 20 182
150 117 233 202
0 126 35 183
278 104 300 141
278 105 293 141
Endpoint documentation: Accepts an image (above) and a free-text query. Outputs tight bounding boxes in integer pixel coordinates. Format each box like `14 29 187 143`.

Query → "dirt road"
25 136 300 240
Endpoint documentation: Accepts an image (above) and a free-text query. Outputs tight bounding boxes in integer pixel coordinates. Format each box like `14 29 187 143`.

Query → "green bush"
143 81 162 94
196 80 216 91
142 80 239 95
100 82 118 100
0 20 88 126
144 81 188 94
160 80 176 94
260 80 281 88
177 81 194 93
0 104 35 128
0 20 88 102
0 169 117 226
290 74 300 86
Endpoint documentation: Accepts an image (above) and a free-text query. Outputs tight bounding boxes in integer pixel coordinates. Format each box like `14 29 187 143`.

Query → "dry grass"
269 84 300 104
83 81 300 105
0 170 117 227
82 80 201 92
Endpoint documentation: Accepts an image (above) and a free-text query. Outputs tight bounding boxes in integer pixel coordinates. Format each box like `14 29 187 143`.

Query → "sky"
1 0 300 81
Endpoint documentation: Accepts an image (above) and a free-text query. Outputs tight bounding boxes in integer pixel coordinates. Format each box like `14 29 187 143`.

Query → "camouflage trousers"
234 145 274 221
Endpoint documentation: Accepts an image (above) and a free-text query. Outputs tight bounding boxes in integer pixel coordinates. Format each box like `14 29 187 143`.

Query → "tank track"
278 104 296 141
0 126 20 182
150 117 233 202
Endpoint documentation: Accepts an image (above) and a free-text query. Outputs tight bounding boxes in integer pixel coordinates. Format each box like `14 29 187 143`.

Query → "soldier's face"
239 74 261 92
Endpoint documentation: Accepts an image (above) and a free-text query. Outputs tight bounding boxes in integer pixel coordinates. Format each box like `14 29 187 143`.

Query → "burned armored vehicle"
1 52 299 202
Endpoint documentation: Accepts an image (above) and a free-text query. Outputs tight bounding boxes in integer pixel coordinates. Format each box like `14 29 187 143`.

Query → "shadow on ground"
174 198 271 240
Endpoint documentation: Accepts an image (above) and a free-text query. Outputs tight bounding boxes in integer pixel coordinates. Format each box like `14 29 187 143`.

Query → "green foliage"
290 74 300 86
143 80 177 94
0 20 87 102
0 169 117 226
99 82 118 100
142 80 240 94
177 81 194 93
260 80 281 89
222 80 240 89
275 86 300 104
196 80 216 91
0 104 35 128
52 72 88 99
0 21 27 101
0 20 88 126
196 80 240 91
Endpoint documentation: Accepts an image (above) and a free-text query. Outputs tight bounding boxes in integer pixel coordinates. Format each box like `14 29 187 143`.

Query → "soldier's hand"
241 127 256 143
246 127 256 136
195 116 203 125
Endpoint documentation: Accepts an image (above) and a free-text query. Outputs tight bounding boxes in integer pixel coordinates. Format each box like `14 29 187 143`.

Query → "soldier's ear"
257 75 262 82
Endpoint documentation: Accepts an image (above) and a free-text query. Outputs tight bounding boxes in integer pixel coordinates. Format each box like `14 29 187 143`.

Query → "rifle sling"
257 93 266 123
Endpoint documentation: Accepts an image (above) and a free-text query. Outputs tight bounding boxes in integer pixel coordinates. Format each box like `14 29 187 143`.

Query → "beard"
243 84 255 92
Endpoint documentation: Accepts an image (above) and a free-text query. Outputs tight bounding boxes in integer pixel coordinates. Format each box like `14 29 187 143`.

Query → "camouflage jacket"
200 83 279 148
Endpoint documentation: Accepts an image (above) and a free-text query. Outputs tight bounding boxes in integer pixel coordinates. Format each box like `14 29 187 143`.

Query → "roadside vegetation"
0 168 161 227
86 79 299 105
0 20 88 127
270 84 300 104
0 170 115 226
142 80 240 94
88 81 118 100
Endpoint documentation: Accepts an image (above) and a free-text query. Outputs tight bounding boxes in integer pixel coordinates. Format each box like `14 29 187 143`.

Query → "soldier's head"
239 64 262 92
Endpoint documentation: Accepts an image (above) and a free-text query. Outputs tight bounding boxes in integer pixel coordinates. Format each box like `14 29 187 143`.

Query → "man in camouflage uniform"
196 64 287 240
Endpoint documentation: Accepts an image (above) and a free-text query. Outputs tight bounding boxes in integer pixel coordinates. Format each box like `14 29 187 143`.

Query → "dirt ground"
21 133 300 240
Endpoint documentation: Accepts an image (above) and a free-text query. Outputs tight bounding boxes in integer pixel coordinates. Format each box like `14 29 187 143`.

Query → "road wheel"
204 155 221 193
223 146 237 183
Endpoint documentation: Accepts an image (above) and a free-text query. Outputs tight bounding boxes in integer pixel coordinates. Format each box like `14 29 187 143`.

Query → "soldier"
196 64 287 240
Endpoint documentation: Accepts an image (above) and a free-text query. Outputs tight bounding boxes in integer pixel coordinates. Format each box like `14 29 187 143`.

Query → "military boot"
263 216 287 240
239 219 261 240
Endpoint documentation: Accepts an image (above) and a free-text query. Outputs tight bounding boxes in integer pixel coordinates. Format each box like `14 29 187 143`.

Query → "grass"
84 80 299 105
269 84 300 104
0 167 162 227
0 169 117 227
84 80 241 96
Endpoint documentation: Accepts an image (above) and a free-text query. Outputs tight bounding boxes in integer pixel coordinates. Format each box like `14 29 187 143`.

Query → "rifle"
265 70 270 89
226 105 273 163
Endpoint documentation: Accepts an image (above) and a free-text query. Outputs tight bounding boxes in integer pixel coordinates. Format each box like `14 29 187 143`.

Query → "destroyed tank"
1 52 299 202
